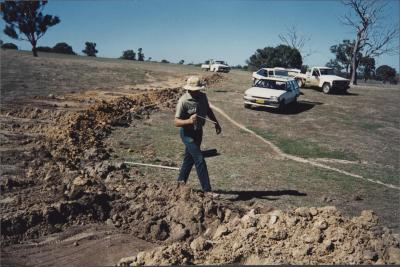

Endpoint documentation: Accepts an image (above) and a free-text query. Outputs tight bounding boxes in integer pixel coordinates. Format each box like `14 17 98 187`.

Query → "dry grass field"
1 50 399 266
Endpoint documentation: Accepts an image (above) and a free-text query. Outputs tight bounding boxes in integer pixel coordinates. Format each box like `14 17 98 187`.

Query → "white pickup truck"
293 67 350 94
201 60 230 73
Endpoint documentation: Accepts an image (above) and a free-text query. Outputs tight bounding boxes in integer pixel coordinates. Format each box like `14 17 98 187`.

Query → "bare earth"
1 50 399 266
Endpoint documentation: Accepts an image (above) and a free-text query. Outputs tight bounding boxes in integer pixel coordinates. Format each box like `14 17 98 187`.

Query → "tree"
160 59 170 63
82 42 98 57
1 42 18 50
147 57 152 61
359 56 375 81
1 1 60 57
278 25 315 59
52 42 75 55
178 60 185 64
329 40 355 77
120 50 136 60
246 45 302 71
375 65 396 83
137 48 144 61
326 59 344 75
342 0 399 85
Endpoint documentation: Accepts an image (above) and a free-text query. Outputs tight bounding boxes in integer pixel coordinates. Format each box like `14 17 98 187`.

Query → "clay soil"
1 50 399 266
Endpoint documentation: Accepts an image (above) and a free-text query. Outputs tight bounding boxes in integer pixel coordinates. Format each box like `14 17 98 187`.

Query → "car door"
308 69 320 87
292 80 300 96
286 81 296 103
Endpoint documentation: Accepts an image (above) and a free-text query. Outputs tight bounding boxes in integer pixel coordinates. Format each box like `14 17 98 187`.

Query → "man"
174 76 222 193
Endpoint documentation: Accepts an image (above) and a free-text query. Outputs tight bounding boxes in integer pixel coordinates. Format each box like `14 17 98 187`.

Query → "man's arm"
174 115 197 127
207 107 222 134
207 108 219 125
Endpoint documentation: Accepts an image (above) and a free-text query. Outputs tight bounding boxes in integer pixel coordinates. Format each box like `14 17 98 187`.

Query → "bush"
1 42 18 50
82 42 98 57
137 48 144 61
160 59 170 63
375 65 397 84
120 50 136 60
36 46 52 52
52 42 76 55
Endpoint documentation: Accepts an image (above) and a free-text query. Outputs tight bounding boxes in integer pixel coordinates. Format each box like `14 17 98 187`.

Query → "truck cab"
201 59 230 73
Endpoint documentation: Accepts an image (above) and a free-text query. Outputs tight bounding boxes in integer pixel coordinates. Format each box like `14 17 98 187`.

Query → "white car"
252 67 289 85
244 77 300 109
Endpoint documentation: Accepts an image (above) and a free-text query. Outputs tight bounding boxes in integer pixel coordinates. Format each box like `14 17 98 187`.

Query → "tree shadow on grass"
214 189 307 201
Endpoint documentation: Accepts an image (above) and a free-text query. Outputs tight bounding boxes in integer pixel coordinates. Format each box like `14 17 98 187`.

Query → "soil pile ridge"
120 207 400 265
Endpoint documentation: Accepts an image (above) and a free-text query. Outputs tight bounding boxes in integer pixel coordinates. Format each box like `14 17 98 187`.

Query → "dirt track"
1 51 399 266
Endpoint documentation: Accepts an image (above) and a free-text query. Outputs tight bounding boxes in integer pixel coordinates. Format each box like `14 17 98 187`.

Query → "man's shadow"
214 189 307 201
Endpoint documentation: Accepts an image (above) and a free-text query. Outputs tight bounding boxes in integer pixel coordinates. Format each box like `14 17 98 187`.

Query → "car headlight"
271 96 279 102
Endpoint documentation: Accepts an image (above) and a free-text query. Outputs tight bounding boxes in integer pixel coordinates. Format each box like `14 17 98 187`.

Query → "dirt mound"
203 73 224 86
108 182 243 244
119 207 400 265
1 88 182 245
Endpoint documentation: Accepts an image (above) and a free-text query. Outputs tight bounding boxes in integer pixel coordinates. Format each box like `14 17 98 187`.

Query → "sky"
1 0 399 69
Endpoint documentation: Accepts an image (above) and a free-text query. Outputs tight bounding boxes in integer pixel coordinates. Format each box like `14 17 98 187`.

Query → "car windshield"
319 68 334 75
215 61 225 64
255 80 286 90
275 70 288 76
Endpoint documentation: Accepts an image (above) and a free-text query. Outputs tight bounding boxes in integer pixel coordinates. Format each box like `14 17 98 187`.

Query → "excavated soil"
119 207 400 265
1 73 400 265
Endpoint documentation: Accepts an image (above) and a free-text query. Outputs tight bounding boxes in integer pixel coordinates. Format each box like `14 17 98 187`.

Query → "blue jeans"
178 127 211 191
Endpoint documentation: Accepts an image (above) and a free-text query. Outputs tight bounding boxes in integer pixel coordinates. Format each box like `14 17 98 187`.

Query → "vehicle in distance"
244 77 300 110
252 67 289 84
201 60 230 73
293 67 350 94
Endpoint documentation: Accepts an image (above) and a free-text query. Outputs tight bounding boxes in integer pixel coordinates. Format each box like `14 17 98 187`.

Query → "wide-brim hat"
183 76 205 91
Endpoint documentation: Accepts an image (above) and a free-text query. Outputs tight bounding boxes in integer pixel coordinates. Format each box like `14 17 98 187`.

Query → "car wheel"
297 79 303 88
244 103 251 109
322 83 332 94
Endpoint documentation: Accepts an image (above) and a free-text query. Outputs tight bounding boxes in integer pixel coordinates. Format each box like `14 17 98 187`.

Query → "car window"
255 80 287 90
268 71 274 76
312 70 319 76
320 68 334 75
256 80 274 88
275 70 288 76
257 69 265 76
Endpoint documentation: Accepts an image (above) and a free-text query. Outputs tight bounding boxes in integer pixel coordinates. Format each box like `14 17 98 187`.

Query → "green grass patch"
249 127 358 161
339 115 385 131
359 122 384 131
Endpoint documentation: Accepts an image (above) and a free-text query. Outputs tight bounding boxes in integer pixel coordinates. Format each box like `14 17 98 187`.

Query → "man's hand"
215 123 222 135
189 114 197 125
